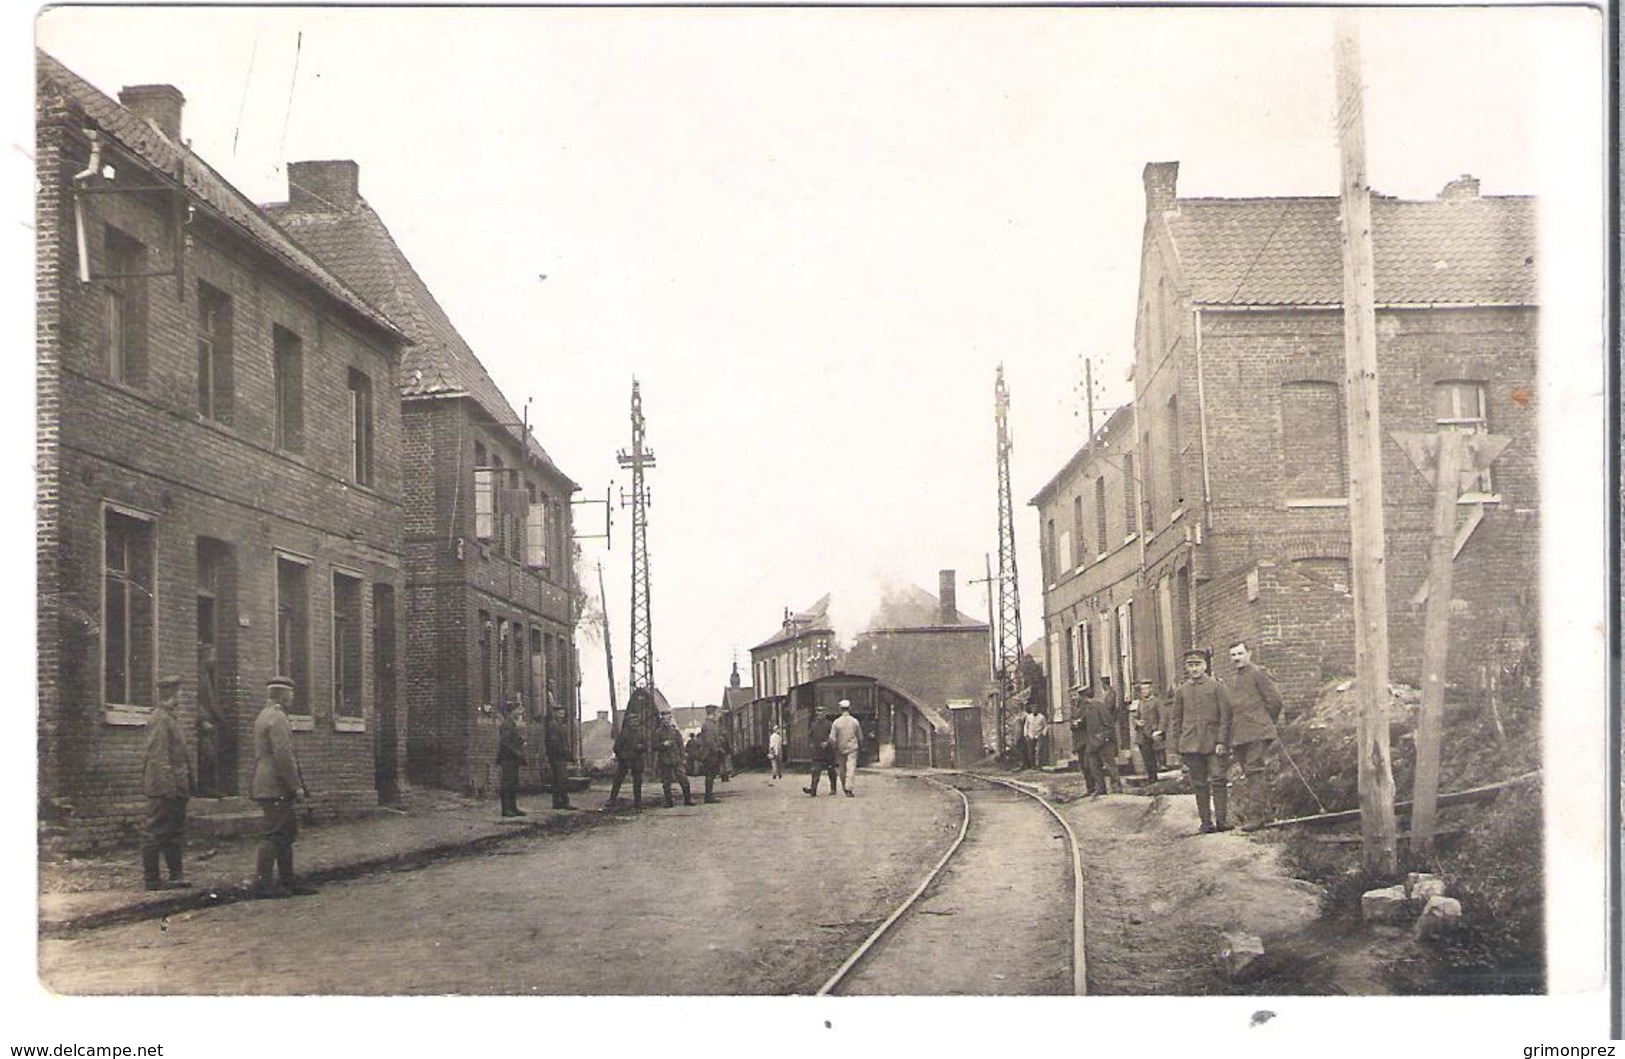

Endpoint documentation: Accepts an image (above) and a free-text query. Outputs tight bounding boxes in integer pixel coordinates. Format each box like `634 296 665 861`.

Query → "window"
1044 519 1056 580
103 508 155 708
1069 496 1083 567
196 281 233 422
332 572 364 723
1094 477 1108 556
497 620 511 708
478 611 492 707
1077 621 1094 692
1435 380 1493 495
1057 529 1073 576
1281 381 1348 500
103 226 147 384
526 485 549 568
348 369 374 486
1122 453 1138 537
275 556 311 716
473 443 494 542
1065 623 1078 687
273 326 304 453
1116 601 1135 687
1165 396 1184 514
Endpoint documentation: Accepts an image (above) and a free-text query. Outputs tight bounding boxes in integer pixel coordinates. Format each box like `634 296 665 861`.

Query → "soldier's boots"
141 848 170 891
1211 783 1233 832
662 785 675 808
1195 786 1216 833
276 848 319 896
162 844 191 888
683 794 696 806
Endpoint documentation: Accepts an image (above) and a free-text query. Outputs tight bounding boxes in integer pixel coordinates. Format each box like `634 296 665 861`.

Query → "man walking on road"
251 675 316 898
1160 649 1235 834
652 707 695 807
804 704 838 797
1021 705 1049 770
1079 687 1121 795
544 703 576 809
605 695 649 811
829 699 862 797
1224 641 1283 781
768 724 784 780
140 675 192 891
697 702 730 804
496 699 527 818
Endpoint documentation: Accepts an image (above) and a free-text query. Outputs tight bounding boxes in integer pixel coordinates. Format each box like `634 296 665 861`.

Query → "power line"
277 31 303 161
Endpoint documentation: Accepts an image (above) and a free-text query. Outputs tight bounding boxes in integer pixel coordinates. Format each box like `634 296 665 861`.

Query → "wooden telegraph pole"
1334 18 1399 876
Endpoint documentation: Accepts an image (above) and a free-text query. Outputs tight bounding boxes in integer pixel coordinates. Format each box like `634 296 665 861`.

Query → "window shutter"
527 501 548 567
473 468 495 541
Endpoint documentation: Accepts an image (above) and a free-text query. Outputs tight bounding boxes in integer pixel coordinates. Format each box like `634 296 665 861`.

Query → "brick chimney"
118 84 184 141
1143 161 1180 215
939 570 957 625
288 160 361 212
1438 174 1481 201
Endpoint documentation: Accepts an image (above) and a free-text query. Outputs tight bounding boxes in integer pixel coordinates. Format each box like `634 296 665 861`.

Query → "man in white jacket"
829 700 863 798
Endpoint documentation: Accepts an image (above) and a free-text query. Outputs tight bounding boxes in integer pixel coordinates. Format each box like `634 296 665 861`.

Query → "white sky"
12 2 1612 1042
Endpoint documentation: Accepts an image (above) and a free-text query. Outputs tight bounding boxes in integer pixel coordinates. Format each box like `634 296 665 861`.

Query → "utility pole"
1085 357 1096 438
1335 17 1399 876
993 365 1026 732
617 380 657 732
970 554 1004 757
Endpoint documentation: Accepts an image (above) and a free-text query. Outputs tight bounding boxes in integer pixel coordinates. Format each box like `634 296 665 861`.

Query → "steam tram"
724 673 951 770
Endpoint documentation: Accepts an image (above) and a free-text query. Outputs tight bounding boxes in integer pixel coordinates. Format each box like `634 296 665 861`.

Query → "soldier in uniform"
803 704 838 797
696 702 730 804
605 688 651 810
1131 680 1164 780
1077 686 1121 796
496 699 528 818
1224 641 1284 781
251 675 316 897
544 703 577 810
140 675 192 890
652 707 696 807
1159 648 1235 833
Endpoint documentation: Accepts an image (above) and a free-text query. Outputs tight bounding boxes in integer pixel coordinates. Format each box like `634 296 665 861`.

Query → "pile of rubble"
1361 872 1464 940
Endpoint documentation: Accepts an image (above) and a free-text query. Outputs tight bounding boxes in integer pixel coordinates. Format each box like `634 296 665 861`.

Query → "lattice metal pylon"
617 379 656 696
994 364 1024 703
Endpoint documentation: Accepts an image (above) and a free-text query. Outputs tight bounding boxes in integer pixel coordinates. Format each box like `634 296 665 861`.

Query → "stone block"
1360 884 1410 924
1406 872 1447 902
1215 931 1266 981
1413 895 1463 940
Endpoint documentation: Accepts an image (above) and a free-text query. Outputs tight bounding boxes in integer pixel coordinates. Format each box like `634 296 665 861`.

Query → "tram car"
769 673 951 769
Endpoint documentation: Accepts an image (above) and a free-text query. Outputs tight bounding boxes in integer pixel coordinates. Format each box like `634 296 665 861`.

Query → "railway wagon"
780 673 949 769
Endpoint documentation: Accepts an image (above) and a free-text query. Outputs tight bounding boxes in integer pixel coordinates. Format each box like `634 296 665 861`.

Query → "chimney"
118 84 184 142
1438 174 1481 202
1143 161 1179 216
939 570 957 625
288 160 361 212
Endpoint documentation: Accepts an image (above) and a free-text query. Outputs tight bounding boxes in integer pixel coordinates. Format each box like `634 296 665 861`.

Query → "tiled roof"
263 196 573 484
751 594 833 650
36 51 401 341
721 686 753 711
1163 194 1537 307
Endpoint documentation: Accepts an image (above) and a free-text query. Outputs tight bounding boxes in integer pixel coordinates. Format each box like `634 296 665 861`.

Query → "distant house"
36 53 410 845
265 160 581 798
1032 161 1539 716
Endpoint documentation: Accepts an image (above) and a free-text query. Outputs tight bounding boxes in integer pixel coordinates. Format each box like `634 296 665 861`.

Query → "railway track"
816 772 1086 996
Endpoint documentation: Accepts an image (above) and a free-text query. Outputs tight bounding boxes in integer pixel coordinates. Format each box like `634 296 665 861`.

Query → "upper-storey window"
1094 476 1109 556
1435 380 1494 496
196 281 233 423
1071 496 1084 567
347 369 374 486
103 225 148 384
1281 381 1348 501
273 326 304 454
474 443 494 542
1122 452 1138 538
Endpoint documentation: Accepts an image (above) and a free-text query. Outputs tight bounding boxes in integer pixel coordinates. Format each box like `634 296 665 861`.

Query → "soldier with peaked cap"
251 675 316 897
803 703 839 797
140 675 192 890
544 702 577 810
1224 641 1284 781
496 699 528 818
605 689 651 810
1161 648 1235 833
696 702 730 804
651 704 695 808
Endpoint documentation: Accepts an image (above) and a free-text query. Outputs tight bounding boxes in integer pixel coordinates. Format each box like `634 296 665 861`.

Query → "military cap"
1182 648 1208 662
266 674 296 690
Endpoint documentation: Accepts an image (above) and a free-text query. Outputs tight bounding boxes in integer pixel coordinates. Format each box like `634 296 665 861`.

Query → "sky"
11 1 1613 1045
30 5 1601 717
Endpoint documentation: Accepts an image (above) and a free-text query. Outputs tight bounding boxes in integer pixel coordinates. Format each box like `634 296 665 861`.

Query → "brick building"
1033 161 1539 718
265 161 581 797
36 53 410 846
747 596 840 740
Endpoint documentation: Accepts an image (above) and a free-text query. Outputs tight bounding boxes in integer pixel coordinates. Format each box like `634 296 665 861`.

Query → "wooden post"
1411 431 1464 856
598 562 619 737
1334 18 1400 876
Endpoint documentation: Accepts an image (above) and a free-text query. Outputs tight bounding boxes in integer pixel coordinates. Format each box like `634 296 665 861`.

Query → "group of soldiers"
602 694 733 810
1065 640 1285 833
496 699 579 815
138 673 318 898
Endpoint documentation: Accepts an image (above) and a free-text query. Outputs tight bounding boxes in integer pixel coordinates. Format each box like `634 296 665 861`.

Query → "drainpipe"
1194 307 1214 528
72 131 101 283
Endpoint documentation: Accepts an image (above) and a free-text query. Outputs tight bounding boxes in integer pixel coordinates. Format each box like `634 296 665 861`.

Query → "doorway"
372 583 399 804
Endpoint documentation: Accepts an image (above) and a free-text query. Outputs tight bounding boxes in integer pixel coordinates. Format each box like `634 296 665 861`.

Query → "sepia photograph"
15 0 1611 1048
